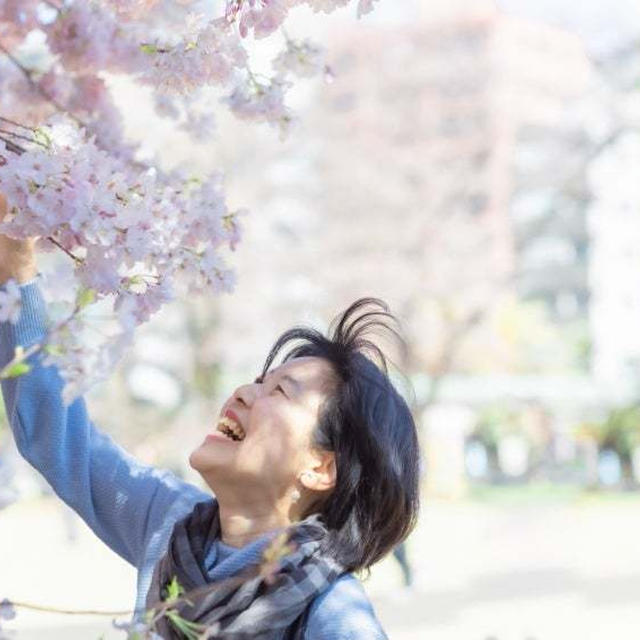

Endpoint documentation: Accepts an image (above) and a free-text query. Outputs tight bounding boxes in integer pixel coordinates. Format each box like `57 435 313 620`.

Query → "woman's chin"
188 443 217 472
187 447 200 470
189 438 232 472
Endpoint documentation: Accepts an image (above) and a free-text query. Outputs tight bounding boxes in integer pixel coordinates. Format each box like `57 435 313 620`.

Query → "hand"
0 193 39 285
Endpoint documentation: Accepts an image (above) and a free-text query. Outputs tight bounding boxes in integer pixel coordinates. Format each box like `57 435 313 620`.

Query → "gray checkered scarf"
146 499 345 639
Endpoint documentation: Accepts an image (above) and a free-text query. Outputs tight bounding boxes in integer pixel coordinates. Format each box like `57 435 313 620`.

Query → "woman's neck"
217 498 294 548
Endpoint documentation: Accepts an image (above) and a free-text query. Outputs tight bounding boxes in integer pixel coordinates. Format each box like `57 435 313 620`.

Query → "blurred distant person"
392 542 413 587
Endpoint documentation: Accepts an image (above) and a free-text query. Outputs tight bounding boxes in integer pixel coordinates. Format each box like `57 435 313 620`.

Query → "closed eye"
254 376 286 396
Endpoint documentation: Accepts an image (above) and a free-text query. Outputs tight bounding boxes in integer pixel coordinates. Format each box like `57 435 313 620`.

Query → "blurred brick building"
336 6 593 291
301 2 594 372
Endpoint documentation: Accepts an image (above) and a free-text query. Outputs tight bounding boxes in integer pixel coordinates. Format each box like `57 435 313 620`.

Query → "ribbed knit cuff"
0 273 49 358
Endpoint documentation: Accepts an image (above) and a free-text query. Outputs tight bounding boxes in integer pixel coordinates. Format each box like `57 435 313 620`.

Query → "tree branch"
0 134 25 155
0 115 35 132
46 236 83 264
0 41 86 129
10 600 132 616
41 0 62 11
0 127 47 148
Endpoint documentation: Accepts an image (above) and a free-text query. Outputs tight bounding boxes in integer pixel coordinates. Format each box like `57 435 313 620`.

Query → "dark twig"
0 41 86 128
0 115 35 132
0 134 25 154
46 237 83 264
10 600 132 617
41 0 62 11
0 127 47 148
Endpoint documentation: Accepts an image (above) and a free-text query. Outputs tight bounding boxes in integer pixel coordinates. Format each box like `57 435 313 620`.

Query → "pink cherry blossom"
0 0 40 47
273 38 327 79
141 15 247 94
45 2 144 74
77 246 123 295
114 277 174 325
356 0 378 18
101 0 161 19
0 278 22 325
225 76 295 136
42 313 135 405
305 0 351 14
238 0 292 39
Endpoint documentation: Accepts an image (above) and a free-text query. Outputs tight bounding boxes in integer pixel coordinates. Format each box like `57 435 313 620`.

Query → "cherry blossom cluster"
141 13 247 94
0 0 376 137
0 0 41 47
102 0 165 20
225 74 294 137
47 2 144 74
0 115 242 401
0 0 378 402
225 0 379 38
273 37 328 78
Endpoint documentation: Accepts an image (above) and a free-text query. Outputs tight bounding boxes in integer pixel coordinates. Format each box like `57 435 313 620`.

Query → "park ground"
1 487 639 639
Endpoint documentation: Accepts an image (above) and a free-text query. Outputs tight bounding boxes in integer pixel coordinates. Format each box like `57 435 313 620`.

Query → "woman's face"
189 356 337 504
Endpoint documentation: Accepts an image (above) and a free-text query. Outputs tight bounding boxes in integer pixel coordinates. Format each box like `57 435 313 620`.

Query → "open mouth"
216 415 246 442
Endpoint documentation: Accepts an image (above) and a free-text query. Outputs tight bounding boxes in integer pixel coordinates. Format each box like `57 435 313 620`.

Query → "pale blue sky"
369 0 639 55
497 0 640 54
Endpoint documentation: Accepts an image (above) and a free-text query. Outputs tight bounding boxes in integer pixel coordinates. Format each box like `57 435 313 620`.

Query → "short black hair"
258 297 421 573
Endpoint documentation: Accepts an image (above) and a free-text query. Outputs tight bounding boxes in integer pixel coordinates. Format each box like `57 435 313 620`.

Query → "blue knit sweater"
0 277 387 639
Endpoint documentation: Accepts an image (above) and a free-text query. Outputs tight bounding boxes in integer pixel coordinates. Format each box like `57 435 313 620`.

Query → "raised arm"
0 189 209 567
0 277 209 567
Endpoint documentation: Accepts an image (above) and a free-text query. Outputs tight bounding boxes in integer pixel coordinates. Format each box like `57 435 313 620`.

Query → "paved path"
1 494 639 639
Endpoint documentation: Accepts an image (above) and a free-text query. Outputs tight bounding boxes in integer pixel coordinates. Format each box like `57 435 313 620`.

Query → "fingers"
0 194 40 244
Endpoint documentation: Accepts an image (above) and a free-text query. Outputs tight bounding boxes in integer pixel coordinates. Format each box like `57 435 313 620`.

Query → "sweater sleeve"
304 575 389 640
0 276 209 568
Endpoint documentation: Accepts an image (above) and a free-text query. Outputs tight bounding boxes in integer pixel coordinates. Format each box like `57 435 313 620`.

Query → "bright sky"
365 0 640 54
496 0 640 53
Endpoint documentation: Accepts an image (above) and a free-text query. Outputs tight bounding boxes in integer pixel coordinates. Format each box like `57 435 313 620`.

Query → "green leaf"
76 287 96 310
0 362 31 379
140 43 157 54
164 576 184 603
33 128 52 148
43 344 63 356
127 274 145 286
165 611 204 640
143 607 156 624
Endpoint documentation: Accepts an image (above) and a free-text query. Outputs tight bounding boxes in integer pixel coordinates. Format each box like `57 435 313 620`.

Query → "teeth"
216 415 245 441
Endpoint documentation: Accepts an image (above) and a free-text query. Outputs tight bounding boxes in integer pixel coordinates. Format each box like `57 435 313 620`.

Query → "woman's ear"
299 450 336 492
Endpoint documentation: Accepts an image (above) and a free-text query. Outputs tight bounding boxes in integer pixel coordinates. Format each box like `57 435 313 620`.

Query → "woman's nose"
233 382 258 408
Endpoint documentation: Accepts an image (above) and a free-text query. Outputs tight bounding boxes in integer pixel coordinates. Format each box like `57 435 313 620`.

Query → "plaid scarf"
146 499 345 639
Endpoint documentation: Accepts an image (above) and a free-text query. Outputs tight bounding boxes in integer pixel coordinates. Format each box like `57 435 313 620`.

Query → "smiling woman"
0 262 420 639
